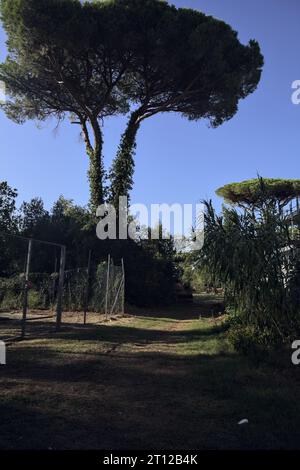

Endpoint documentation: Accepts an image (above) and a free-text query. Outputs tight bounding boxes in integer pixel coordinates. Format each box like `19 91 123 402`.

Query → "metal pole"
51 255 58 311
56 245 66 331
21 239 33 339
83 250 92 325
121 258 125 316
105 254 111 321
297 197 300 234
110 274 124 317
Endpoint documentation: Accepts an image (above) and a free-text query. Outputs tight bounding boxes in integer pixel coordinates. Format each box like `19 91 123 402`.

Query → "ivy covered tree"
0 0 263 212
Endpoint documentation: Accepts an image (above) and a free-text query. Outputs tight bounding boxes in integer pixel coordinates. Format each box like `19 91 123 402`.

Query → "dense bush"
198 191 300 352
0 276 23 309
0 183 177 308
0 274 57 310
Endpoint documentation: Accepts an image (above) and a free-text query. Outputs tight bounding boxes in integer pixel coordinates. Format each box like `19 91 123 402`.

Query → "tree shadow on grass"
55 321 225 342
1 343 300 450
1 307 300 450
0 295 225 342
0 401 148 450
126 297 225 321
0 315 226 347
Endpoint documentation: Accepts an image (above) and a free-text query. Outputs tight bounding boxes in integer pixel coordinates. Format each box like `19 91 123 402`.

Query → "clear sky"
1 0 300 213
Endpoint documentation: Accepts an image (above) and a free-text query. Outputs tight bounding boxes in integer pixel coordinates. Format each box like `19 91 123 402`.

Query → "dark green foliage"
109 1 264 204
226 323 268 364
125 243 176 306
176 251 206 292
109 111 139 208
0 182 177 307
19 197 49 236
0 0 263 208
63 269 88 312
0 0 131 209
0 276 23 309
216 177 300 209
198 189 300 351
0 273 57 310
0 182 20 276
0 181 18 233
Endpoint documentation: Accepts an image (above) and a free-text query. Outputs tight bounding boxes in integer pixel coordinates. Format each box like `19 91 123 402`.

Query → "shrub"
198 189 300 351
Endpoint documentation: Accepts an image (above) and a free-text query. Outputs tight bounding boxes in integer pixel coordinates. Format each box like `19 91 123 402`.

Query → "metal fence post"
56 245 66 331
21 239 33 339
105 254 111 321
83 250 92 325
121 258 125 316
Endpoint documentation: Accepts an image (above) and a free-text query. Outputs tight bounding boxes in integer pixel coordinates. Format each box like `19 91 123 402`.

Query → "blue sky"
1 0 300 213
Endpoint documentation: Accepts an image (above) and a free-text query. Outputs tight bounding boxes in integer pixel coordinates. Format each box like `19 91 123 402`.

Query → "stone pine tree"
0 0 131 210
216 177 300 211
0 0 263 212
108 1 264 208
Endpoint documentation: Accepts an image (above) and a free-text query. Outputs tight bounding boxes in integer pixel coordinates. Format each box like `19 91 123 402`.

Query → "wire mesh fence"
104 256 125 319
0 233 125 341
62 255 125 321
0 234 65 341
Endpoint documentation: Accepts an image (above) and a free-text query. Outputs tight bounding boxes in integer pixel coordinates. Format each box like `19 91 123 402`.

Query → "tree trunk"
109 111 141 210
82 117 105 212
87 144 104 212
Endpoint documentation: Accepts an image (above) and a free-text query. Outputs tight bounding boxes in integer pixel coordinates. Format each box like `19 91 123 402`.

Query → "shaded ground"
0 309 123 342
0 298 300 450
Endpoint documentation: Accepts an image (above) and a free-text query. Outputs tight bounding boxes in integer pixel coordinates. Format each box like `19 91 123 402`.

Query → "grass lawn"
0 299 300 450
